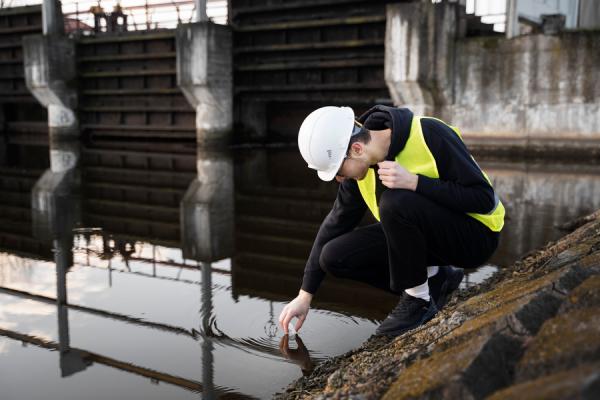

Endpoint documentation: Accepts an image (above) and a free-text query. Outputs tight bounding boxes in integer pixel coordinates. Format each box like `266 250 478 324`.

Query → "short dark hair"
347 128 371 154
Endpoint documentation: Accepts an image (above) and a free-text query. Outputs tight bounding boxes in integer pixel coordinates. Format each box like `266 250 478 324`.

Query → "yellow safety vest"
356 116 505 232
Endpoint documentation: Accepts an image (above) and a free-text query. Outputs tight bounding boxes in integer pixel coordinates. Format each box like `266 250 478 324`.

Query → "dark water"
1 142 599 399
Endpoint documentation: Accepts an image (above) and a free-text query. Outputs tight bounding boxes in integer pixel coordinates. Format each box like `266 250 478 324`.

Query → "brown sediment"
274 209 600 399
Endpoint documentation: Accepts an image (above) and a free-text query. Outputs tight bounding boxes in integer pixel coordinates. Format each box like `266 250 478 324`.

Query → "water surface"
1 143 599 398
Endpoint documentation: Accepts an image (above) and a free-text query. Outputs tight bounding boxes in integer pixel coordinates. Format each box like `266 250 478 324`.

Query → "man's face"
335 142 371 182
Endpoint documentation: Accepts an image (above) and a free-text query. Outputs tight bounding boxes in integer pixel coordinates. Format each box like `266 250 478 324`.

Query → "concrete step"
78 52 176 63
77 30 175 45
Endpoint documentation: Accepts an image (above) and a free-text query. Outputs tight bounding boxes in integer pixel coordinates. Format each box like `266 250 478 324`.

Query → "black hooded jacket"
300 105 498 295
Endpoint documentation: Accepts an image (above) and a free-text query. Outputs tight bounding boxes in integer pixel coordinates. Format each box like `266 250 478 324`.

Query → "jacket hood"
356 105 414 161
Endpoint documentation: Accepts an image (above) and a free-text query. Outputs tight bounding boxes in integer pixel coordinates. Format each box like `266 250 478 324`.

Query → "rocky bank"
275 210 600 399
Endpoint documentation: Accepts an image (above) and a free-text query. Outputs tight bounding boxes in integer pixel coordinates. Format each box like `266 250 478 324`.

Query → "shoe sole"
436 267 464 310
376 303 438 337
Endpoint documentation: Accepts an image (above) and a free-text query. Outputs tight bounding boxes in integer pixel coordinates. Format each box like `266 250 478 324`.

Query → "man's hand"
279 290 312 334
377 161 418 191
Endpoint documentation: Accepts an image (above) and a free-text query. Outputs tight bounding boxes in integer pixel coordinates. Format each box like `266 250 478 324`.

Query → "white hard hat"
298 106 355 181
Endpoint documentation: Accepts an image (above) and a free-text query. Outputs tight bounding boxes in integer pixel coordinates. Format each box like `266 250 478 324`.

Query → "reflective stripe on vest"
356 116 505 232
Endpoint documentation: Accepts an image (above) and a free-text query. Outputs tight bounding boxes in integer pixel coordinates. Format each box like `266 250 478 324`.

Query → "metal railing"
1 0 227 34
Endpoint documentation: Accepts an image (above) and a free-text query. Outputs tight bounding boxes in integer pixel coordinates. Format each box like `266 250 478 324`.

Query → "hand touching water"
377 161 418 191
279 290 313 334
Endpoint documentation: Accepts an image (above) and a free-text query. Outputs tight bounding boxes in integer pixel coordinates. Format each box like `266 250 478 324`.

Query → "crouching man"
279 105 504 337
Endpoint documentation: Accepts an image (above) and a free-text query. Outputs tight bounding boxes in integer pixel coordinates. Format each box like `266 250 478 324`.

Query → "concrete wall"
385 1 600 155
448 31 600 141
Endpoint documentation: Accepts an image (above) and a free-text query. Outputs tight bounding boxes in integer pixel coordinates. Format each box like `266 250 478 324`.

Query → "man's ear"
350 142 363 155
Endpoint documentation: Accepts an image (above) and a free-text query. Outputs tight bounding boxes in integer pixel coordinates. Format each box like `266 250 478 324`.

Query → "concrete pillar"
195 0 208 23
176 22 232 146
23 34 78 138
579 0 600 28
385 0 461 116
506 0 519 39
180 148 234 262
42 0 65 36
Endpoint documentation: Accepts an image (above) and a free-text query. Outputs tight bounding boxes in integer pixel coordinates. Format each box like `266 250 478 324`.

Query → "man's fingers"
278 306 287 326
279 309 289 333
295 314 306 332
377 161 395 168
380 179 394 188
282 312 294 334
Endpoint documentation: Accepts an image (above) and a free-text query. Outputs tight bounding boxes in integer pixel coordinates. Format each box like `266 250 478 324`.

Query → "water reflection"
1 143 600 398
279 335 314 376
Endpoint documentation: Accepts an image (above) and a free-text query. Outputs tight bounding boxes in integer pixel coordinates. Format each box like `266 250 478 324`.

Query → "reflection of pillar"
181 149 234 262
23 26 78 139
195 0 208 23
176 21 232 146
36 185 91 376
180 146 232 399
201 261 215 399
55 235 90 377
31 138 81 242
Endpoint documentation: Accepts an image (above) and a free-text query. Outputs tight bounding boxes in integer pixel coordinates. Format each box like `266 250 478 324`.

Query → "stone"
382 331 524 400
516 307 600 382
559 275 600 313
487 362 600 400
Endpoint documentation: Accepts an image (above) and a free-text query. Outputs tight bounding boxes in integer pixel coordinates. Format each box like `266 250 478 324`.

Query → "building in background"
506 0 600 37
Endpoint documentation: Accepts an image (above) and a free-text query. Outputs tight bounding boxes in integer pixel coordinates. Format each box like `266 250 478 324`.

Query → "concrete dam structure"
0 0 598 155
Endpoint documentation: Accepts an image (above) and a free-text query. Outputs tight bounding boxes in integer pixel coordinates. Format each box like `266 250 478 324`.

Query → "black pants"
318 189 500 294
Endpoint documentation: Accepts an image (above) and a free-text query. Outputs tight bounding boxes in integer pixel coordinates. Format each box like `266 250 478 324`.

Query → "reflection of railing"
0 326 213 392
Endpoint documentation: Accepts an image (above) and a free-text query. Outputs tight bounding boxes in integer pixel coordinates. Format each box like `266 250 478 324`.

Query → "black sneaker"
375 292 438 337
428 265 464 309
